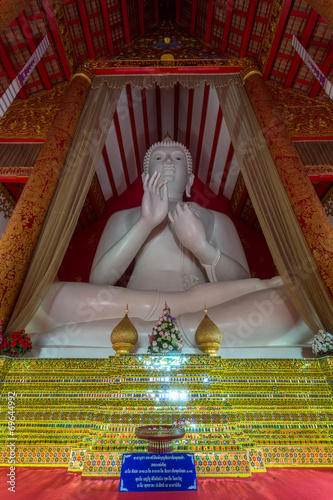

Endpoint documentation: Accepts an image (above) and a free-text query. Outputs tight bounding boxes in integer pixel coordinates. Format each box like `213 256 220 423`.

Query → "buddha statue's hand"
141 171 169 229
169 203 210 257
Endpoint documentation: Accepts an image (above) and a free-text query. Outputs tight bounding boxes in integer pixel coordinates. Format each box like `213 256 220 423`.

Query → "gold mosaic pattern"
0 355 332 476
0 83 69 140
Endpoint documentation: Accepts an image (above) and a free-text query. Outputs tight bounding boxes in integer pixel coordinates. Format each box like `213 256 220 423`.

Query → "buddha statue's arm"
90 172 168 286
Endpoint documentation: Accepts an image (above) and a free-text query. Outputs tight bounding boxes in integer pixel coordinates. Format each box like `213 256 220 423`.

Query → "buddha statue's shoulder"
104 206 141 232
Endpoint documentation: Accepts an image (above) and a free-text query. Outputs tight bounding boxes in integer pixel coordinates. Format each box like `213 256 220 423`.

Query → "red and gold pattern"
258 0 284 71
267 82 333 138
245 72 333 296
0 75 91 327
0 83 69 140
49 0 77 75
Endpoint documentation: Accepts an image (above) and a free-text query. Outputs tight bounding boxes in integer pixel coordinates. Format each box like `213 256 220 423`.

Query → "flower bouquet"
147 303 183 354
0 329 32 357
311 330 333 356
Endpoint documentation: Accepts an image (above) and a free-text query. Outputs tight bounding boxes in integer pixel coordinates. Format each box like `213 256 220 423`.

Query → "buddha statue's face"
148 145 190 200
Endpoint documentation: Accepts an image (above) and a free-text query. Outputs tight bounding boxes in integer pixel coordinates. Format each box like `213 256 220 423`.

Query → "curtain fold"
6 83 121 333
215 73 333 332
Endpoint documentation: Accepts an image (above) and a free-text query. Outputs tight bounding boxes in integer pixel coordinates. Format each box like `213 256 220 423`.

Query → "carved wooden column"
0 73 91 327
244 70 333 297
0 0 31 32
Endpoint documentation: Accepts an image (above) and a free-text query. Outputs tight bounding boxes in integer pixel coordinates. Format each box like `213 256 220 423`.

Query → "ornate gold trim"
72 73 92 85
243 70 263 81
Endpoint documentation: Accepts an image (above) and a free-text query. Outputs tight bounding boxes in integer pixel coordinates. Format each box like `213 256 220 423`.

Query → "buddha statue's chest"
128 222 206 292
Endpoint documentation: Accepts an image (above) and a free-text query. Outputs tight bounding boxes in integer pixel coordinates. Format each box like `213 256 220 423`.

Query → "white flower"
162 343 168 349
153 341 157 346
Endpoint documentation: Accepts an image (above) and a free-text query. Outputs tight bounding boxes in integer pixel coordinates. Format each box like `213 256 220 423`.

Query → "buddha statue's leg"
30 277 283 332
178 288 312 347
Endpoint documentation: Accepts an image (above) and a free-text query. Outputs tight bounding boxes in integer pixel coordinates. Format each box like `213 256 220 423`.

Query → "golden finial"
110 305 138 356
195 306 222 356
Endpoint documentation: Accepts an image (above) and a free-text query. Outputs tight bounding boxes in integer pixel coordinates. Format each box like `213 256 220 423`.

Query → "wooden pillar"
0 0 31 32
0 73 91 327
244 70 333 297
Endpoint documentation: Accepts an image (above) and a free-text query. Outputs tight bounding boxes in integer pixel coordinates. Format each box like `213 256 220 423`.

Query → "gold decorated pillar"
244 71 333 297
305 1 333 27
0 73 91 327
0 0 31 32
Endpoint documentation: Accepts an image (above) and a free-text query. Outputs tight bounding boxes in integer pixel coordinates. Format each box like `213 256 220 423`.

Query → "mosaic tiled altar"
0 355 332 476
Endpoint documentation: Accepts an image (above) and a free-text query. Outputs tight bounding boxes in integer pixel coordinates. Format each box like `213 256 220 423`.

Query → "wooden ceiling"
1 0 332 99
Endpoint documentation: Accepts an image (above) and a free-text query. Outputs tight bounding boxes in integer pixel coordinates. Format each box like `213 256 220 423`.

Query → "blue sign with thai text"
119 453 197 492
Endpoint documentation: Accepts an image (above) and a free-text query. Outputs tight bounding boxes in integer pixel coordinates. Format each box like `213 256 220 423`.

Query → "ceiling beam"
77 0 95 59
308 43 333 97
262 0 293 79
138 0 145 35
174 83 180 142
156 85 162 141
113 110 131 189
121 0 131 45
141 88 150 150
101 0 114 54
102 145 118 196
0 39 28 99
191 0 198 35
43 0 72 81
194 84 210 176
126 84 141 177
185 88 194 149
205 0 215 45
219 139 234 196
284 9 319 89
239 0 258 58
206 107 223 186
154 0 159 24
17 13 52 90
176 0 181 23
220 0 234 53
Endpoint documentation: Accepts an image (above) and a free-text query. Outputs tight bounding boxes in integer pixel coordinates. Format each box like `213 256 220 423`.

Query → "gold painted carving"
0 184 16 219
0 83 69 139
258 0 284 71
267 82 333 138
0 76 90 327
49 0 77 75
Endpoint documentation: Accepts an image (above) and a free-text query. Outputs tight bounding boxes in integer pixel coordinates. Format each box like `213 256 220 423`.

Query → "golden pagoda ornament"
195 305 222 356
110 305 138 355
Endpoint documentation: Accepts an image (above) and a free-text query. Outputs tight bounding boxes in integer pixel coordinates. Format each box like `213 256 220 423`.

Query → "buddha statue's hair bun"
143 138 193 175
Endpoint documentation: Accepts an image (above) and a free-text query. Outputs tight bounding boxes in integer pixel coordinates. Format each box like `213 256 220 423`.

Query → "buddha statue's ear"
141 171 147 183
186 173 194 198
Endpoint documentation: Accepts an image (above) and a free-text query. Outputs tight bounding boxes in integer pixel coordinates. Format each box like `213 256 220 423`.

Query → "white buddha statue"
27 137 311 352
